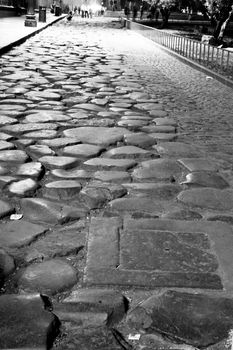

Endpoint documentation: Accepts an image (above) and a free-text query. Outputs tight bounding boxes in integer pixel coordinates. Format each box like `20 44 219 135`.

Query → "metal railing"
124 19 233 80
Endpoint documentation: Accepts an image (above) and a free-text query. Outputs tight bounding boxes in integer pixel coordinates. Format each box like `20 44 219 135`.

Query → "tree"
209 0 233 41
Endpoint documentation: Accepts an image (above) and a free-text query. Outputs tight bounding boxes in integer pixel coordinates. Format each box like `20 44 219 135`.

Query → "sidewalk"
0 11 66 54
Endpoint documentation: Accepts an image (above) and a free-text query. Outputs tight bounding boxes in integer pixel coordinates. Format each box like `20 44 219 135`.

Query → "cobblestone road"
1 16 233 350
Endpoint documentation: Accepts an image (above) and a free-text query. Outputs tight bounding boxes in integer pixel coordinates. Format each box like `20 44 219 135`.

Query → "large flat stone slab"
0 293 59 349
85 218 233 291
178 188 233 210
63 127 131 146
132 159 184 181
126 290 233 348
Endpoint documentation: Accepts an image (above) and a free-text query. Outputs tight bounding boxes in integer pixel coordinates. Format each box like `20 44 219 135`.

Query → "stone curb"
0 15 67 55
124 18 233 90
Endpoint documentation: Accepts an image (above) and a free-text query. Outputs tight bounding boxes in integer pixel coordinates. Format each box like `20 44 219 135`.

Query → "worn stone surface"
63 144 104 158
0 199 14 218
38 156 79 169
0 220 47 248
8 178 38 196
105 145 154 159
44 180 82 199
178 188 233 210
0 293 59 349
21 197 88 224
126 290 233 348
84 157 137 170
54 289 127 326
154 142 202 158
94 170 131 183
16 162 44 178
178 158 222 172
132 159 184 181
181 171 229 188
26 228 85 262
63 126 130 146
17 258 78 295
0 150 29 163
51 168 93 179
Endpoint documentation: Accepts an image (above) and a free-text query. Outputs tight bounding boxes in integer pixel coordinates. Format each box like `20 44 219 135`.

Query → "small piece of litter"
10 214 23 220
128 334 141 340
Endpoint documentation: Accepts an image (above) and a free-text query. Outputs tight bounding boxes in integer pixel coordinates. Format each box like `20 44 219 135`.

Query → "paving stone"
105 145 154 159
0 165 8 175
178 158 222 172
162 209 203 220
73 103 104 112
0 116 17 125
26 227 85 262
17 258 78 295
15 162 44 179
25 90 62 101
124 133 156 148
21 197 88 224
0 150 29 163
38 155 78 169
135 103 164 111
0 248 15 285
142 125 176 133
181 171 229 189
0 220 47 248
154 142 202 158
117 119 148 129
0 293 59 349
94 170 131 183
108 196 165 215
153 117 177 126
0 104 26 111
63 127 131 146
27 144 56 157
126 290 233 348
84 157 137 170
0 175 17 188
63 144 104 158
149 132 177 141
24 112 71 123
1 122 58 134
178 188 233 210
85 218 230 289
0 132 14 141
149 110 168 117
44 180 82 199
122 183 182 199
54 289 127 326
39 137 80 148
132 159 183 181
0 199 14 218
51 168 93 179
8 178 38 196
23 129 58 139
0 98 33 105
121 115 151 120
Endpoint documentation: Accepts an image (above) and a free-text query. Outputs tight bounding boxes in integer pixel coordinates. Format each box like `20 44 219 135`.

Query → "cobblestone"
1 15 233 350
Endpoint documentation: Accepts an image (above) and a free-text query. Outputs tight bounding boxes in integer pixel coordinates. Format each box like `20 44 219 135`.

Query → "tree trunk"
214 5 233 40
218 6 233 40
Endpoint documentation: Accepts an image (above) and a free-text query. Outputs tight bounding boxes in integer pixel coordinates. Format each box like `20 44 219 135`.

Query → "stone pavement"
1 15 233 349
